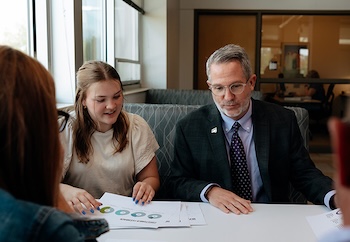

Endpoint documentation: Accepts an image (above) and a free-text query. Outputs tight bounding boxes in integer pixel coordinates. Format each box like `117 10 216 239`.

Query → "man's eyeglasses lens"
58 110 69 132
209 83 247 96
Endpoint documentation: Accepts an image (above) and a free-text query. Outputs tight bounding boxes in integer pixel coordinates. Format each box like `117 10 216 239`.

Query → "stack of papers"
88 192 206 229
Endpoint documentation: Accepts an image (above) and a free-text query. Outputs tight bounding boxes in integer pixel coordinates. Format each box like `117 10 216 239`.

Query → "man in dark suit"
169 44 336 214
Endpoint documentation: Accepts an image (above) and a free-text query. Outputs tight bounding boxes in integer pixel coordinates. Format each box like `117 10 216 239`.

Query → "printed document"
88 192 206 229
306 208 343 239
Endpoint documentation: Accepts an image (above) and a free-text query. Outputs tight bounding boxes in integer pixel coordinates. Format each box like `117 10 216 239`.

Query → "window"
261 14 350 80
115 0 141 84
81 0 142 84
82 0 105 61
0 0 33 55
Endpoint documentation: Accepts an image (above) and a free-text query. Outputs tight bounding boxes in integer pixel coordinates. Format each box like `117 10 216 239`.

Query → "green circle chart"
131 212 146 217
100 206 115 213
148 214 162 219
115 210 130 215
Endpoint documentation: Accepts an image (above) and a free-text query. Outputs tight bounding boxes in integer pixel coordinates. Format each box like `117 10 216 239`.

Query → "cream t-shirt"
60 111 159 198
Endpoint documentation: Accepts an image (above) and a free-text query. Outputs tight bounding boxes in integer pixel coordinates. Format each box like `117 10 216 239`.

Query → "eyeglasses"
58 110 69 132
208 79 249 96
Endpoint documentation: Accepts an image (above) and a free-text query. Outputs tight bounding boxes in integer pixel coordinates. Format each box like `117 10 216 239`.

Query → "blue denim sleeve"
0 190 107 241
37 208 109 241
69 214 109 240
35 207 85 242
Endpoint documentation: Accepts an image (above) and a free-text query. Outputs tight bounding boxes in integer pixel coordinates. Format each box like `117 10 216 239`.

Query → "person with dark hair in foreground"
0 45 108 241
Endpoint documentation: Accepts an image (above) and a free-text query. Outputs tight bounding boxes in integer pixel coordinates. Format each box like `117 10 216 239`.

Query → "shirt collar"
220 99 253 133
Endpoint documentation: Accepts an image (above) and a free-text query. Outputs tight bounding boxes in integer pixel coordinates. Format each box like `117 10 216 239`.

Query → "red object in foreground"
331 118 350 187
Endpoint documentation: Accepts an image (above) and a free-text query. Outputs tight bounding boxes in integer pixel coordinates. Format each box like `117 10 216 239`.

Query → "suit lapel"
252 100 272 200
206 105 233 189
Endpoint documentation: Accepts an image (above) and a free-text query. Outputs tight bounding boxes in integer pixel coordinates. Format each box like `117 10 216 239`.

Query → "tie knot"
232 122 241 132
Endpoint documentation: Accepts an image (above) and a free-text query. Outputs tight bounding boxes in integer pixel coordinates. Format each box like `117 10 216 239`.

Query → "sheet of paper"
89 192 186 229
161 203 190 227
185 203 206 225
105 240 167 242
306 208 344 239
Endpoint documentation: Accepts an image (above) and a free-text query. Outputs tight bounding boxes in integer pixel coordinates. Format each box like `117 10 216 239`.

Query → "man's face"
207 61 256 120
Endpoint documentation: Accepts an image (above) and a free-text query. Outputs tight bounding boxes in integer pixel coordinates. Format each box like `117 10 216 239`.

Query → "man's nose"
223 86 235 99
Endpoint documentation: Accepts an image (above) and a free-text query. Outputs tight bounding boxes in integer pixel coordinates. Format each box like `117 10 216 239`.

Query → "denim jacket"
0 189 108 242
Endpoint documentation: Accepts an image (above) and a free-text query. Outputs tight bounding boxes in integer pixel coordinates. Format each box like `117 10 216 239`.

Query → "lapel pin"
211 127 217 133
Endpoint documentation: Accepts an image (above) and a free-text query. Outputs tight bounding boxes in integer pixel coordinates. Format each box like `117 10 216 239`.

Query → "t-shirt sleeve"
129 113 160 174
59 111 75 179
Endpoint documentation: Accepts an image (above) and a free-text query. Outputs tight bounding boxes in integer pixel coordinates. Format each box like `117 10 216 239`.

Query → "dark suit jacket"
169 99 333 205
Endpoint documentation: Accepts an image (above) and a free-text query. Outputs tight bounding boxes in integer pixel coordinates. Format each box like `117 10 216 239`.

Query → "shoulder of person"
63 110 76 130
252 99 295 119
0 189 41 214
0 190 67 230
181 104 216 121
253 99 291 113
124 111 153 132
125 111 146 124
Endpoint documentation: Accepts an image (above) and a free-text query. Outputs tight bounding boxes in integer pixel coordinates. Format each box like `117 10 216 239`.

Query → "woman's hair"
206 44 253 81
0 45 62 206
74 60 129 163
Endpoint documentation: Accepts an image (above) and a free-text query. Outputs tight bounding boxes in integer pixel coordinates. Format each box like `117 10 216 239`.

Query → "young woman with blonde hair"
60 61 160 215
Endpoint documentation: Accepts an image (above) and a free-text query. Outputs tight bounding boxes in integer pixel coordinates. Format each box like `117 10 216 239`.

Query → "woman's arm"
133 156 160 204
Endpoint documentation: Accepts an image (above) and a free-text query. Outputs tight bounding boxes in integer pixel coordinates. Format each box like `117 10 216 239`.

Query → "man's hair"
0 45 62 206
206 44 252 81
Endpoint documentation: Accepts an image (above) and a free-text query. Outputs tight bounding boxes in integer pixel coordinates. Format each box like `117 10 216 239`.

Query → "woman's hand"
132 181 156 205
60 183 102 215
133 156 160 205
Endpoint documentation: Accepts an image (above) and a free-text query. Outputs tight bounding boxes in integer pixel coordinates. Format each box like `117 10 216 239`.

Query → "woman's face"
83 79 123 132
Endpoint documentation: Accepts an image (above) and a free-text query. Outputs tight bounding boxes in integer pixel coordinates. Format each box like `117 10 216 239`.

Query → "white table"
97 203 328 242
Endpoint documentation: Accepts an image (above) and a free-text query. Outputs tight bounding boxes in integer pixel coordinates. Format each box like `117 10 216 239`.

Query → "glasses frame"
208 78 250 96
58 110 69 132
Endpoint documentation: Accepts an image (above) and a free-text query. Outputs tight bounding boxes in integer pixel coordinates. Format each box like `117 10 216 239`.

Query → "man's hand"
60 183 102 215
206 186 254 214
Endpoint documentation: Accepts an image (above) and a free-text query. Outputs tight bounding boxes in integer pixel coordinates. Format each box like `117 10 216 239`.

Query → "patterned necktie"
230 122 252 200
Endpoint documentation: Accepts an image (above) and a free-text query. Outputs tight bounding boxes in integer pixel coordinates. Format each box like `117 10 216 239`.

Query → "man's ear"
206 80 211 87
249 74 257 90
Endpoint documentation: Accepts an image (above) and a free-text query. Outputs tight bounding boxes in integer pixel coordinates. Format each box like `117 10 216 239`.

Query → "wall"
179 0 350 90
141 0 350 94
166 0 180 89
141 0 167 89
